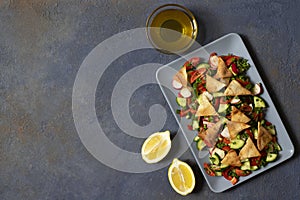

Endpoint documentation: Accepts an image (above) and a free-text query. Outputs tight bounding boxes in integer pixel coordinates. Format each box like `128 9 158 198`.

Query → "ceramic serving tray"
156 33 294 193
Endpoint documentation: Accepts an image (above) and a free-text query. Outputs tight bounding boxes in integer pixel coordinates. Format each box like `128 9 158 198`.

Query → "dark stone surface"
0 0 299 199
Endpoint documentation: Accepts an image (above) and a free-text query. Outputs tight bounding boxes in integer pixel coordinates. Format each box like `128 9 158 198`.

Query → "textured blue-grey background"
0 0 299 199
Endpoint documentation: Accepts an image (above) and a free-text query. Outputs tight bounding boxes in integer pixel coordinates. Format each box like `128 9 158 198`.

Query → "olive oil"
148 9 197 53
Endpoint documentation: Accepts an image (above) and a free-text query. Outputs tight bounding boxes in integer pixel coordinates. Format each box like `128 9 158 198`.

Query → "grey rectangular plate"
156 33 294 193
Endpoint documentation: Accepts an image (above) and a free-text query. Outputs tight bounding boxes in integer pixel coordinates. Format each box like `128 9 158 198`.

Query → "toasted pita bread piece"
239 137 261 160
221 150 241 167
224 80 252 96
214 57 233 79
231 106 251 123
173 66 188 87
206 74 226 93
257 122 273 151
227 121 251 139
219 77 231 86
196 94 218 116
199 119 225 147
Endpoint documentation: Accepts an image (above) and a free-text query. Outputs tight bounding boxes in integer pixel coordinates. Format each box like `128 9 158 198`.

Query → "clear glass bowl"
146 4 198 54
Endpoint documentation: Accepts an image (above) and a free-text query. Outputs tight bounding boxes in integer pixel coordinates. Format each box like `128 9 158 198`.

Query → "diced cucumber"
196 63 210 69
209 154 220 165
192 120 199 130
241 161 251 170
266 125 276 135
193 136 200 142
210 165 221 171
241 158 249 162
254 96 266 108
185 113 191 119
274 142 282 151
220 164 229 169
266 153 278 162
218 104 229 113
253 128 258 140
215 171 223 176
229 139 245 149
197 139 206 150
250 166 258 171
213 92 225 97
176 97 187 107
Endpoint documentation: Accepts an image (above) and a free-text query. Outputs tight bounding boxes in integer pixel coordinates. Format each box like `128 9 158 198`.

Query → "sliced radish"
231 97 241 104
203 91 213 101
209 147 215 155
189 57 201 66
209 55 219 69
172 79 183 90
230 63 239 75
211 147 225 159
252 83 263 95
203 117 210 121
180 87 191 98
220 127 230 138
203 120 215 128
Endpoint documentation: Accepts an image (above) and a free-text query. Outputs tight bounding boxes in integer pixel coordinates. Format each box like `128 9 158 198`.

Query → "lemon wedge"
168 158 195 196
141 130 171 164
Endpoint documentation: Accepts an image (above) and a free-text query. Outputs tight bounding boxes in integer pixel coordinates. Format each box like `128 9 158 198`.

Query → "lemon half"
168 158 195 196
141 131 171 164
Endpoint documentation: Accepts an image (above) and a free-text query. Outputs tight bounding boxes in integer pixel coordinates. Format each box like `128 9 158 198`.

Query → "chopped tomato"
221 55 240 61
197 85 206 93
189 71 201 83
190 68 207 83
230 63 239 74
236 78 250 87
245 129 254 140
222 167 233 181
235 169 251 177
223 138 231 144
265 121 272 126
204 163 215 176
250 156 261 166
179 108 196 117
222 145 231 152
260 150 267 158
183 61 192 68
225 57 236 66
230 177 238 185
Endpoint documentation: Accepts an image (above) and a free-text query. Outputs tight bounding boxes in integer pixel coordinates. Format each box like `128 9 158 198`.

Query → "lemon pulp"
141 131 171 163
168 158 195 196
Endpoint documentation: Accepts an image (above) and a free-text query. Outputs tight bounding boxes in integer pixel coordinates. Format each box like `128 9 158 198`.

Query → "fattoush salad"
172 53 281 185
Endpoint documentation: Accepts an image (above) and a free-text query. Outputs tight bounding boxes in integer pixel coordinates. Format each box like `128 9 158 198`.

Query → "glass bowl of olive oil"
146 4 198 54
